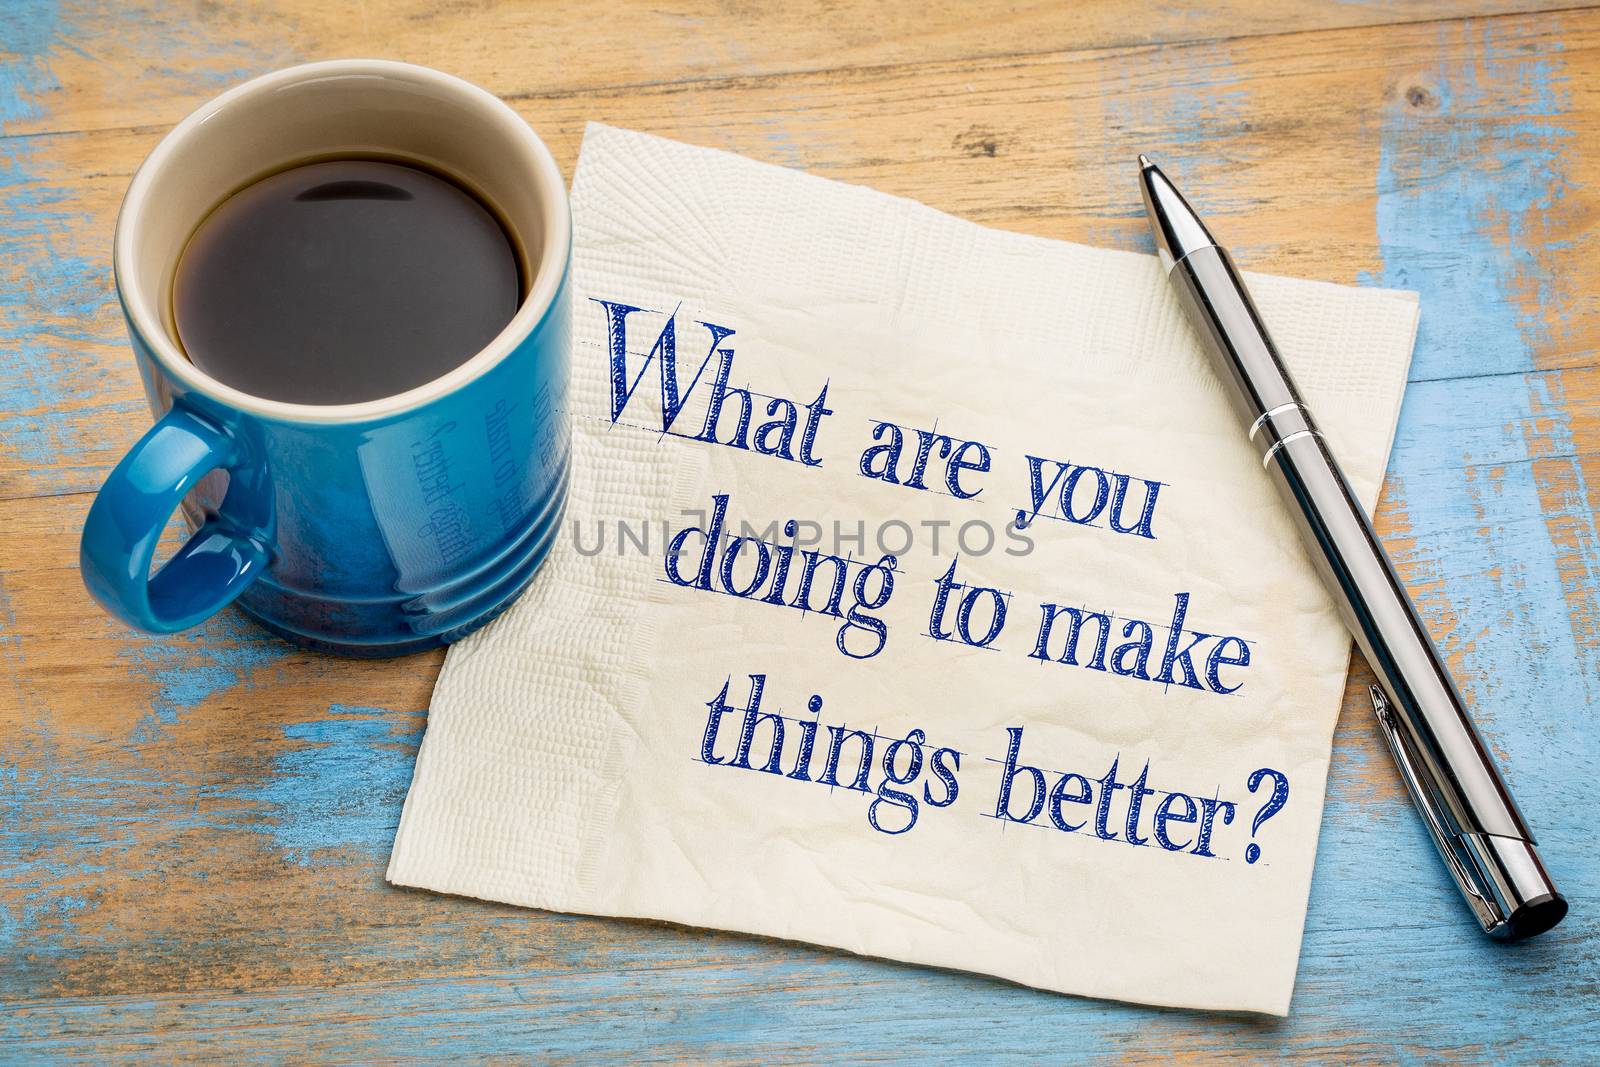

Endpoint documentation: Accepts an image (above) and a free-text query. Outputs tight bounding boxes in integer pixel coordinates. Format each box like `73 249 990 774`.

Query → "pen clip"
1369 685 1507 933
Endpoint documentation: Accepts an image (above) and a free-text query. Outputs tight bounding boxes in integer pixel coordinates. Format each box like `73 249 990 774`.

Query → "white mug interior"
114 59 570 423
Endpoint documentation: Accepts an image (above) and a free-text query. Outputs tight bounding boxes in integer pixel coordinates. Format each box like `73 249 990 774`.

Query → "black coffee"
174 160 521 405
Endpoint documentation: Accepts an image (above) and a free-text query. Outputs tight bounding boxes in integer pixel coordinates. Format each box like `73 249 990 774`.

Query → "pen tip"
1138 153 1153 169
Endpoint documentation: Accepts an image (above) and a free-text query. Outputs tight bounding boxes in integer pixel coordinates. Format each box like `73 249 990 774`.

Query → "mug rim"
113 58 571 426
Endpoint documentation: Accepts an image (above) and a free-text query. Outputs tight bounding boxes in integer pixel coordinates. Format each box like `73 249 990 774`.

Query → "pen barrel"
1168 245 1564 935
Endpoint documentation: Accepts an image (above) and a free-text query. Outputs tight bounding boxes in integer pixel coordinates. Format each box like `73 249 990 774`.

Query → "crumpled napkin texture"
388 124 1419 1016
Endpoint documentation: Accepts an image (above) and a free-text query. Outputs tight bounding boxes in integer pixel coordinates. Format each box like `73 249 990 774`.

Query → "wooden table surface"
3 0 1598 1061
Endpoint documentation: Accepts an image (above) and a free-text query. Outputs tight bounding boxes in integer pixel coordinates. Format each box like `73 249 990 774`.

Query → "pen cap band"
1249 403 1326 469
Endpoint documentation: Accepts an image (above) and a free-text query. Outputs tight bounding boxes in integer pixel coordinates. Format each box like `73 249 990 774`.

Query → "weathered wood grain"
2 0 1598 1061
0 0 1571 139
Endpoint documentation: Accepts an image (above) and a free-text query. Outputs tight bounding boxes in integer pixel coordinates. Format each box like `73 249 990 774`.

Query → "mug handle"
81 403 272 633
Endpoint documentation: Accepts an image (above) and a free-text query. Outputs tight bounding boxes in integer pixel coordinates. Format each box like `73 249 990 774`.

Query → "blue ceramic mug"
81 61 571 656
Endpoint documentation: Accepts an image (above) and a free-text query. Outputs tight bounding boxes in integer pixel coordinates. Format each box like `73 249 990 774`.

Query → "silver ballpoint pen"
1139 155 1566 940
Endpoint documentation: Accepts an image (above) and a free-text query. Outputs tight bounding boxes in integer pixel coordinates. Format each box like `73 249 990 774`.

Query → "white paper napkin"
388 124 1418 1016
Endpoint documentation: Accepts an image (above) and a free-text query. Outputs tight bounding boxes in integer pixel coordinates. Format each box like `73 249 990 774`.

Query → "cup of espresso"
80 60 571 656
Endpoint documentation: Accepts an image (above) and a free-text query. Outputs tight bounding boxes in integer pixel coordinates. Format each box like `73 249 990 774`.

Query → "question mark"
1244 768 1290 864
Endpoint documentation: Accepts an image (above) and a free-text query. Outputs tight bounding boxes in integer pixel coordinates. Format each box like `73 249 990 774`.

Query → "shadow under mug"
80 60 572 657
